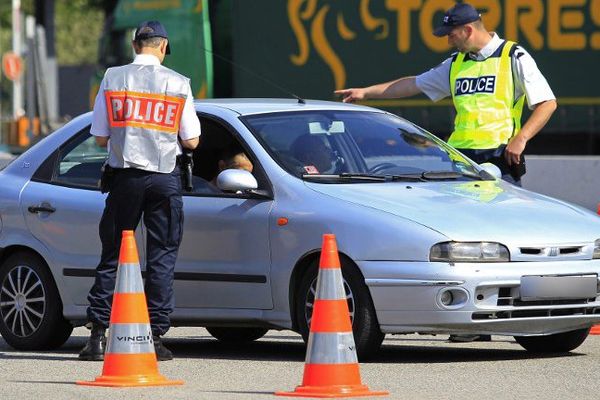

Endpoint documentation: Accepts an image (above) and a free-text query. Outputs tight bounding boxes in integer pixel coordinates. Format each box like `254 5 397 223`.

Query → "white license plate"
520 274 598 301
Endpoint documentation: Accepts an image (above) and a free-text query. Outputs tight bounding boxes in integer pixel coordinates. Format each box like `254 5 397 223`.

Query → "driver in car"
292 134 343 175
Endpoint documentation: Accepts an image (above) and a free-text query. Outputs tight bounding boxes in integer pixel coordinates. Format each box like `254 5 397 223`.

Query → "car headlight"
430 242 510 262
593 239 600 259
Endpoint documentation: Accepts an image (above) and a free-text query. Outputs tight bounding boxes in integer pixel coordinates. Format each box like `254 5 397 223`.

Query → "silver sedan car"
2 99 600 357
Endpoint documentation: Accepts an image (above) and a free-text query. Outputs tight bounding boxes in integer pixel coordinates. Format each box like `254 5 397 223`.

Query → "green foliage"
0 0 104 120
55 0 104 65
0 1 104 66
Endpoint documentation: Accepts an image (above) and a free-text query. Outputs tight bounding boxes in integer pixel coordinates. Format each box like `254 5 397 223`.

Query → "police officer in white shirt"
80 20 200 361
336 2 557 185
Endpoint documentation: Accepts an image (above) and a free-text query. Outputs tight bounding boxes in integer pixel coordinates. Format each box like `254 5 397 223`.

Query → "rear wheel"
207 327 269 343
295 258 384 360
0 252 73 350
514 328 590 353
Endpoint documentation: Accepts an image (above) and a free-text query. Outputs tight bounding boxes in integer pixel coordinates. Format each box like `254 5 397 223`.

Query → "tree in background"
55 0 104 65
1 0 110 121
0 1 33 121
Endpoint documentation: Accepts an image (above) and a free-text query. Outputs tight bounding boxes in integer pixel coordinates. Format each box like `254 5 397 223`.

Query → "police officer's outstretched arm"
335 77 422 103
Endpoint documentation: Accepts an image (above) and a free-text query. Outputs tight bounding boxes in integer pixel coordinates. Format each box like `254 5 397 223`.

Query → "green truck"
94 0 600 152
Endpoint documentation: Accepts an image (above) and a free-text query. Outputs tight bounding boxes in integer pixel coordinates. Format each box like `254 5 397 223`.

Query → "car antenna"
199 46 306 104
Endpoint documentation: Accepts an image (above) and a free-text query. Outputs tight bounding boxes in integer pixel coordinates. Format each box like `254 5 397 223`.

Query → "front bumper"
359 260 600 336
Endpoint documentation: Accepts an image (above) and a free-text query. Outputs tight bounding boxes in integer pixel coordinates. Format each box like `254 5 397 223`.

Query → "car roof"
193 98 382 116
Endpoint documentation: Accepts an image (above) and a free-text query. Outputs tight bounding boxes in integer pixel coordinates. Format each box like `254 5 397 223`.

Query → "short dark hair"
135 36 165 49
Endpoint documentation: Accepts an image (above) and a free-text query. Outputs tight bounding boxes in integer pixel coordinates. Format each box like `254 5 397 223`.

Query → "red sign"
105 90 185 134
2 52 23 81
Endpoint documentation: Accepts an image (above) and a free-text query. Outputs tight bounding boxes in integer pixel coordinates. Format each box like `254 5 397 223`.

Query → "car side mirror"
479 162 502 180
216 169 258 192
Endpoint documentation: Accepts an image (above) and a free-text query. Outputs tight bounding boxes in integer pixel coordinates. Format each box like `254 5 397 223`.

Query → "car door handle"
28 204 56 214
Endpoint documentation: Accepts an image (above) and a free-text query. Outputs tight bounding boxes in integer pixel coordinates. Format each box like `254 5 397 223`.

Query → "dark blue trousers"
87 166 183 336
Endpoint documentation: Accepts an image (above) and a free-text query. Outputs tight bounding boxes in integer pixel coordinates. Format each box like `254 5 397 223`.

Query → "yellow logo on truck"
288 0 600 90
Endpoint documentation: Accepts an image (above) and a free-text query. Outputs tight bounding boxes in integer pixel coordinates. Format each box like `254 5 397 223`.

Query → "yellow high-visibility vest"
448 40 525 150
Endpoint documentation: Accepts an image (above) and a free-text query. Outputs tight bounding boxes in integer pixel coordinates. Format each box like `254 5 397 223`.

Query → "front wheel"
295 259 384 360
514 328 590 353
207 327 269 343
0 252 73 350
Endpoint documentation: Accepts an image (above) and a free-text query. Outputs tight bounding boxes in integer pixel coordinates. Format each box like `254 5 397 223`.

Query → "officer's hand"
505 136 526 166
334 88 366 103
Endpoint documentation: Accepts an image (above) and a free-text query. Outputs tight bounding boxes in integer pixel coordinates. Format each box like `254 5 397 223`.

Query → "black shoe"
153 336 173 361
79 324 106 361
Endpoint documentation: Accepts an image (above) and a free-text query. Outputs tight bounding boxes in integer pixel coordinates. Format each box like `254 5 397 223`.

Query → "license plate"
520 274 598 301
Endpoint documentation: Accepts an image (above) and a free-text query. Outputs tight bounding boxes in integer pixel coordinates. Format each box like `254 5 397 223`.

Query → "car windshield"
244 110 484 182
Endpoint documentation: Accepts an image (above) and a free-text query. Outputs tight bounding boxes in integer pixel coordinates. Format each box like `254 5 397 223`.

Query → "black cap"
433 3 481 37
134 20 171 54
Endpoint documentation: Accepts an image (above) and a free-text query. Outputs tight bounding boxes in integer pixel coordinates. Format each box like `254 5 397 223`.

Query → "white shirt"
415 33 555 110
90 54 201 152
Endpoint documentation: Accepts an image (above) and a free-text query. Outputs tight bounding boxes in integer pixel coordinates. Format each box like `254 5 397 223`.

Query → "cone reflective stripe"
276 234 388 398
315 268 346 299
77 230 183 387
106 323 154 353
306 332 358 364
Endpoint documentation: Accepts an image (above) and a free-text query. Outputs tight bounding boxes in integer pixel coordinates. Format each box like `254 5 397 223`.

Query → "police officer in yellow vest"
79 20 200 361
336 2 557 185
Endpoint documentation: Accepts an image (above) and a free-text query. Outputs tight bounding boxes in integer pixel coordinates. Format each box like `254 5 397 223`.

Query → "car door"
173 116 274 309
20 128 145 306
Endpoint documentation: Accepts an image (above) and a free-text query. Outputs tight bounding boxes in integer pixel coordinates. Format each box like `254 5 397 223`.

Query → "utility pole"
12 0 23 119
35 0 57 126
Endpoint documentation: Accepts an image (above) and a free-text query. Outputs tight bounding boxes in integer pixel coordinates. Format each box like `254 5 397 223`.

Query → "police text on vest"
455 76 496 96
104 90 185 134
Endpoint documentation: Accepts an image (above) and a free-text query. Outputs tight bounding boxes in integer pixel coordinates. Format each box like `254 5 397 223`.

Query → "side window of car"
53 131 108 189
187 115 267 196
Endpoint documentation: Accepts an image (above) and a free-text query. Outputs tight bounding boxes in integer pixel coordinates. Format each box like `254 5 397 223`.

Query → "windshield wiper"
302 173 386 182
388 174 426 182
302 171 485 183
421 171 484 181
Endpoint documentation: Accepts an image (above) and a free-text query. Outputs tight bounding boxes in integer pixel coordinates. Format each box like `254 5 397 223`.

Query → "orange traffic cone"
77 230 183 387
276 234 388 398
590 325 600 335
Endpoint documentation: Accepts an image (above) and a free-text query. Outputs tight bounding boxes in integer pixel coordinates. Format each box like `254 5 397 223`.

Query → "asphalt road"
1 327 600 399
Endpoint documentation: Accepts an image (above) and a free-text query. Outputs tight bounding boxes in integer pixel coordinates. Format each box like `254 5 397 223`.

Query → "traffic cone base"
590 325 600 335
277 385 388 398
276 234 388 397
275 385 389 399
77 353 184 387
276 363 388 398
77 230 183 387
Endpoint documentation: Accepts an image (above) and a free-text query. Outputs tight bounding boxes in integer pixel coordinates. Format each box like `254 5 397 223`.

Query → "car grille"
519 246 582 256
473 308 600 320
496 287 595 307
472 286 600 320
513 244 592 261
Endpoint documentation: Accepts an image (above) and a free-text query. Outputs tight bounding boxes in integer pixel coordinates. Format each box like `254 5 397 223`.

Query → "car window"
54 133 108 189
244 110 479 179
186 115 268 197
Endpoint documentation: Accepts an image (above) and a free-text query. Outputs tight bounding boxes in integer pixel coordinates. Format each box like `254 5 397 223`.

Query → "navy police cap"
134 20 171 54
433 3 482 37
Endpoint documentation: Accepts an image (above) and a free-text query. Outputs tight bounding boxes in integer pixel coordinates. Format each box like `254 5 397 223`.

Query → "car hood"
306 180 600 244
